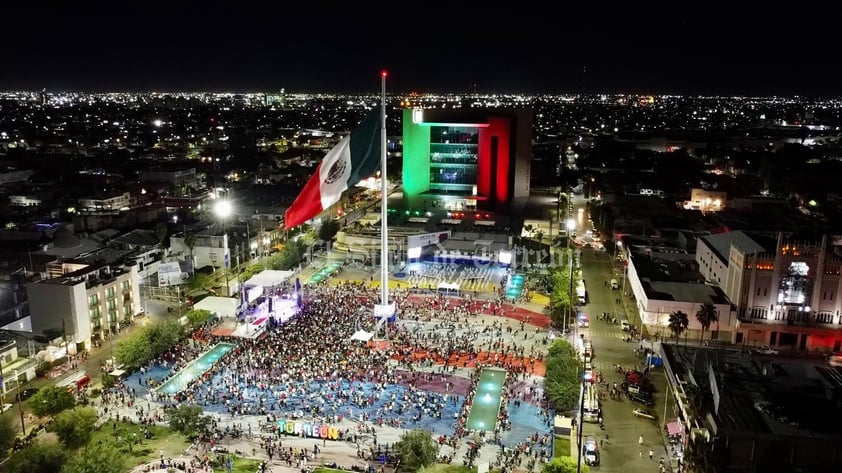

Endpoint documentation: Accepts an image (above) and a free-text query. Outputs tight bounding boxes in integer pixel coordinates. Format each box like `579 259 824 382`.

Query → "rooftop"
662 343 842 439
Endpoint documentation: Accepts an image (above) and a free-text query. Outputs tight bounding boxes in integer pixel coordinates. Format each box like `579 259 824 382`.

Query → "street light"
566 218 576 334
214 200 232 296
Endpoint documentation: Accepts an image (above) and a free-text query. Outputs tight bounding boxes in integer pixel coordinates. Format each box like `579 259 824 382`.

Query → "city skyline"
1 3 840 95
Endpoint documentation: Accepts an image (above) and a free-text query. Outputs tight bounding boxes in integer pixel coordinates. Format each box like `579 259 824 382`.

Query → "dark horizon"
1 2 840 97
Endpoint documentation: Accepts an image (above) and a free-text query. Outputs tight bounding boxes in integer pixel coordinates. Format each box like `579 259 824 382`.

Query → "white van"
610 279 619 290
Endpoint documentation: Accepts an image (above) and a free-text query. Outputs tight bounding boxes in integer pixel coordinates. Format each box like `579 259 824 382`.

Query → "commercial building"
401 108 531 213
619 235 736 341
26 261 141 352
696 231 842 352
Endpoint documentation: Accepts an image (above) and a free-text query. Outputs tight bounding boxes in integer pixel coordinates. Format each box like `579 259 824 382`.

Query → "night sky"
1 2 839 95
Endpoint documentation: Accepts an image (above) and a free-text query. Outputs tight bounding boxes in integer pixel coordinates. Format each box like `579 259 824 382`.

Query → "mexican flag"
284 109 381 229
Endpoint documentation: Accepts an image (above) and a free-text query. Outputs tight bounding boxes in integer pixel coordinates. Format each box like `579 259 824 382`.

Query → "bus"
582 383 601 423
576 280 587 305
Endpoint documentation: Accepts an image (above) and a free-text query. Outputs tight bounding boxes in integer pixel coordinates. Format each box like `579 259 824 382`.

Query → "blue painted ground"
123 364 174 395
192 374 462 436
501 401 554 454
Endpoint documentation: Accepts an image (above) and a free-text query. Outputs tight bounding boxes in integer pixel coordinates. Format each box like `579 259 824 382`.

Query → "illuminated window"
777 262 812 306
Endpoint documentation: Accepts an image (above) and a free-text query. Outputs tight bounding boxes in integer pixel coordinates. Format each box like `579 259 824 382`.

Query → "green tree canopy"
28 385 76 417
3 442 68 473
394 430 438 472
50 406 98 449
61 443 123 473
267 240 305 270
115 330 153 369
188 272 212 291
0 414 15 458
146 321 184 358
543 456 588 473
167 404 213 440
318 219 340 243
185 308 215 328
544 339 583 411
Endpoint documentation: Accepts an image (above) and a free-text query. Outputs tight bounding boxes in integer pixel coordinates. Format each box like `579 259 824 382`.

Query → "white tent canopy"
245 270 295 288
436 282 461 292
350 330 374 342
193 296 240 319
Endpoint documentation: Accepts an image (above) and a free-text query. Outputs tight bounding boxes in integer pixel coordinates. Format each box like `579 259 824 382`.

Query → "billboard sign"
407 231 451 248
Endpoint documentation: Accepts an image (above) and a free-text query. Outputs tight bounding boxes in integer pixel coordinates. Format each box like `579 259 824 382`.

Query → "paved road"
573 229 672 471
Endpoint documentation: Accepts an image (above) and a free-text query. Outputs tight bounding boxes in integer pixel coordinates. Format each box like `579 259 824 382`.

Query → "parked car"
17 387 39 401
629 392 655 407
633 408 657 420
624 370 646 384
620 319 631 331
754 346 779 356
583 436 600 466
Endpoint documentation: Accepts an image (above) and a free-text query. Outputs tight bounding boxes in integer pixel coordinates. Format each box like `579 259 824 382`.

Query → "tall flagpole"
380 70 389 307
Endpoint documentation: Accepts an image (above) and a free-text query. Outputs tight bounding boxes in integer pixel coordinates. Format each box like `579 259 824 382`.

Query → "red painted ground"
403 295 552 329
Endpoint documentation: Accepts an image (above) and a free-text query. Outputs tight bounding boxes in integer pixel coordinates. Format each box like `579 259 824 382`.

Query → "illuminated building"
697 231 842 352
401 108 531 212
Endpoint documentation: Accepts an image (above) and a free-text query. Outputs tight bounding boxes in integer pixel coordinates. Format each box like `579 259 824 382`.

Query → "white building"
696 231 842 352
26 262 141 352
620 237 736 341
0 340 38 397
170 233 230 271
78 192 131 211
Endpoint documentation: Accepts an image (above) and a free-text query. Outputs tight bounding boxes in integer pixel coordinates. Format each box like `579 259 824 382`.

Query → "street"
573 227 671 471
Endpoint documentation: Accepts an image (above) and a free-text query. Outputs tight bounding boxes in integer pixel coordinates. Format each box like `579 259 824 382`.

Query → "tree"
318 219 340 243
146 321 184 358
50 407 97 449
543 456 587 473
61 444 123 473
184 231 197 263
268 240 305 270
394 430 438 472
29 385 76 417
185 308 215 328
695 303 719 344
167 404 213 440
188 272 211 291
154 222 169 250
544 340 582 411
0 414 15 458
115 331 153 369
548 264 574 329
668 310 690 344
3 442 68 473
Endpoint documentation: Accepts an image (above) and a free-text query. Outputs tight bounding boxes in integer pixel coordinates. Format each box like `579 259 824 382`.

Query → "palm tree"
154 222 169 250
685 384 712 419
696 303 719 344
184 231 196 276
668 310 690 344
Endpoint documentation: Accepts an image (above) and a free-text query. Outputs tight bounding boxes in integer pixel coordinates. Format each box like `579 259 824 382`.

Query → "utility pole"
15 370 25 435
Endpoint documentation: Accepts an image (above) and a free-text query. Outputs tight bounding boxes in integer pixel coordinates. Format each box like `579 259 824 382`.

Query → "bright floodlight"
152 119 163 127
407 247 422 259
566 219 576 231
214 200 232 218
498 250 512 265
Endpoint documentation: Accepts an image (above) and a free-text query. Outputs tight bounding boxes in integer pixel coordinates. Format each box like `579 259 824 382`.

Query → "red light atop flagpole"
381 70 388 78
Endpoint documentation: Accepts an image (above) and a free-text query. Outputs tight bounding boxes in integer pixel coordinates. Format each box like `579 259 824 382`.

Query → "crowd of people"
118 278 554 469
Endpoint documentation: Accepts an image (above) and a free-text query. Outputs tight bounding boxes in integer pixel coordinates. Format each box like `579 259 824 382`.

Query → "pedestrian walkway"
585 330 628 340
